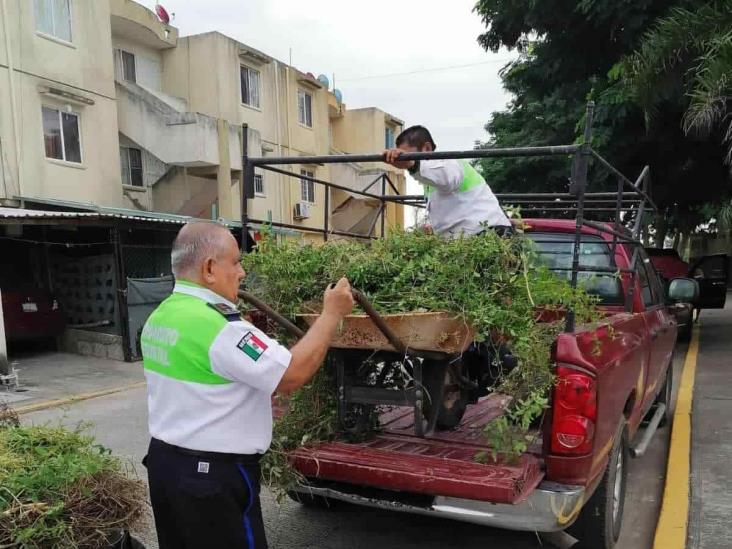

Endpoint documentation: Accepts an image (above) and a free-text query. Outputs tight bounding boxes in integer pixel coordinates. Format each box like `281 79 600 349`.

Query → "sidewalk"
0 350 144 411
687 298 732 549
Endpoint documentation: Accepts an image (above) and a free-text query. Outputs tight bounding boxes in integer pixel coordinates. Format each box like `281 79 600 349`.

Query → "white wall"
112 37 163 91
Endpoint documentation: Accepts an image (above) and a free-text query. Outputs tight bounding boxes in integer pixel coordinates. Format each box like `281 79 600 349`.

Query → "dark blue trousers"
144 438 268 549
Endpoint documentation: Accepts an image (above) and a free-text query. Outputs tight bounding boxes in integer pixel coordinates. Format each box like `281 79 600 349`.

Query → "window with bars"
120 147 144 187
297 89 313 127
34 0 72 42
240 66 261 108
42 106 81 163
254 174 265 196
300 169 315 203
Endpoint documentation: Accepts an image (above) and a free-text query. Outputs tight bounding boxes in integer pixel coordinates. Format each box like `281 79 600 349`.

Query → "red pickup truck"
240 102 700 549
287 219 697 549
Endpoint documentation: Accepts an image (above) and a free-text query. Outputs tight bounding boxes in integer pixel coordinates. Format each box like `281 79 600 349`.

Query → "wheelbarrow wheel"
423 361 468 430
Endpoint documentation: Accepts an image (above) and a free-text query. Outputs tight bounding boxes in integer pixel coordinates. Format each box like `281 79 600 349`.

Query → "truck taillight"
551 365 597 455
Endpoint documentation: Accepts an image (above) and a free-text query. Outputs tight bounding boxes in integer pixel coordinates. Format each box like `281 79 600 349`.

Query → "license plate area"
22 302 38 313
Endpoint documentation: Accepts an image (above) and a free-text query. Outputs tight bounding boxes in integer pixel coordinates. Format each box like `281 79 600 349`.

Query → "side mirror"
667 277 699 304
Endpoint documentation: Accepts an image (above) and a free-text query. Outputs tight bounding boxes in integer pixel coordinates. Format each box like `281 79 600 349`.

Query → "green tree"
624 3 732 160
622 2 732 231
474 0 731 245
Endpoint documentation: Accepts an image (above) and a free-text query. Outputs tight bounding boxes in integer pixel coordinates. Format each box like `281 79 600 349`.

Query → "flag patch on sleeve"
237 331 268 361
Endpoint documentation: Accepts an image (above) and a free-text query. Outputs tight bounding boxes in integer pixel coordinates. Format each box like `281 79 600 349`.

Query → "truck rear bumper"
292 481 585 533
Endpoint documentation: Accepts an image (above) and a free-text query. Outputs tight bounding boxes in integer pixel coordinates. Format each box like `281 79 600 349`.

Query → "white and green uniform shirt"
413 159 510 237
141 281 291 454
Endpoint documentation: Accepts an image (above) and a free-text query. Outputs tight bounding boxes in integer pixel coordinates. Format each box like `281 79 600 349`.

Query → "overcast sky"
140 0 515 224
140 0 514 152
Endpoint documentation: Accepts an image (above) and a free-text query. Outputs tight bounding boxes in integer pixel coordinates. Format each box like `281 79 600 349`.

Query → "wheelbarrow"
238 289 477 437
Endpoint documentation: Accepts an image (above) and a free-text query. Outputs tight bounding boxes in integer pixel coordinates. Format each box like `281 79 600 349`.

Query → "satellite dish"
155 4 171 24
317 74 330 88
334 89 343 103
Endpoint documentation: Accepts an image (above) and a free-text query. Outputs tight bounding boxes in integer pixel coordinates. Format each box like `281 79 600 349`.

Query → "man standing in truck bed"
384 125 512 237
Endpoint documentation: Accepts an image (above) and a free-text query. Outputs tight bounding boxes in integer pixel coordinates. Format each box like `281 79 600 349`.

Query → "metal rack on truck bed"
237 102 658 439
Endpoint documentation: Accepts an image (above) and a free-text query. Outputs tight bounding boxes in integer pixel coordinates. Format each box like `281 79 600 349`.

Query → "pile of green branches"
0 411 145 549
243 229 598 495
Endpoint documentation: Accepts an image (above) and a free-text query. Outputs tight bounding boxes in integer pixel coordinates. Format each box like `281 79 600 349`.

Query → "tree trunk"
642 223 652 246
678 232 690 261
654 212 669 247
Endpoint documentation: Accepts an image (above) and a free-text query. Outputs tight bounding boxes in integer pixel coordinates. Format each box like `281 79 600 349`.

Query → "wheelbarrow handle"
238 288 409 355
351 289 408 356
237 290 305 339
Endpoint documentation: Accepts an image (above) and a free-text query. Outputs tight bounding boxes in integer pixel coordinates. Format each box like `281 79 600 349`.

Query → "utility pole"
0 289 8 376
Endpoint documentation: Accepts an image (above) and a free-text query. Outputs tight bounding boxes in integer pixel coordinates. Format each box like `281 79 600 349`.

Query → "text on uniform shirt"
141 323 180 366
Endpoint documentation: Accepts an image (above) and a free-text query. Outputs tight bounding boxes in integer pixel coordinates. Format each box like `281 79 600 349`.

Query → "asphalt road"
22 347 685 549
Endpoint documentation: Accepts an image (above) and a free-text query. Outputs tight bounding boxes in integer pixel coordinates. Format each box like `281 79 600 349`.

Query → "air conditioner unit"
294 202 311 220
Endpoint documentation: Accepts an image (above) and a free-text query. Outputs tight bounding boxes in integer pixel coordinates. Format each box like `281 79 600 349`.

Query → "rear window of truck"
526 232 623 304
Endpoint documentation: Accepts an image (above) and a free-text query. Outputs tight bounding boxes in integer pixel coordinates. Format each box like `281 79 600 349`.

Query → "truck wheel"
655 364 673 428
678 320 692 342
568 429 628 549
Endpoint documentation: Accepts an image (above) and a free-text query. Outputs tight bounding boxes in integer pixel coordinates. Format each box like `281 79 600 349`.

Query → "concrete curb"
14 381 146 415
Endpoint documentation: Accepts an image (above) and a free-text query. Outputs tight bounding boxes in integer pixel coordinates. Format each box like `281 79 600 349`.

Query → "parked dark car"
689 253 728 309
646 248 689 281
646 249 728 340
0 272 65 342
646 248 693 339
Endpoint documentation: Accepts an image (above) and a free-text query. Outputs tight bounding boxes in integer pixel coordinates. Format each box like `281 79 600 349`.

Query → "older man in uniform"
141 221 354 549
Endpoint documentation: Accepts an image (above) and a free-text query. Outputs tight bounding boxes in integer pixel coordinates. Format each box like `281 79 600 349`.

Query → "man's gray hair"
171 221 231 278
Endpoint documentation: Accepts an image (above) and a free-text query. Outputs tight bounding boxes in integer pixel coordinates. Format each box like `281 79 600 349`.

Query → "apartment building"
0 0 408 363
0 0 406 238
0 0 124 208
162 30 406 241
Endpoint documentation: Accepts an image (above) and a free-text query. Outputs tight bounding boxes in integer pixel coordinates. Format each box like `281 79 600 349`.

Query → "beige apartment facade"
163 30 407 241
0 0 124 208
0 0 407 238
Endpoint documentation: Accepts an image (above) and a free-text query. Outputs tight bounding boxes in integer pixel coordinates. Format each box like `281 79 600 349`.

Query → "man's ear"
202 257 216 283
422 143 433 152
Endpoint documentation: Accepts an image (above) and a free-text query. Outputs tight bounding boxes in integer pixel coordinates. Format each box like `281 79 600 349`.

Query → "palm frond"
625 4 732 110
718 199 732 230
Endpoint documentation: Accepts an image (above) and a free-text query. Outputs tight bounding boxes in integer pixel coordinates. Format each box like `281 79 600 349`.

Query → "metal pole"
566 102 595 333
591 152 657 210
380 175 386 238
0 289 9 376
260 165 384 201
369 205 384 237
242 158 254 251
247 144 581 166
324 183 329 242
112 226 132 362
362 173 387 194
382 173 400 195
238 290 304 339
246 217 375 240
612 178 623 256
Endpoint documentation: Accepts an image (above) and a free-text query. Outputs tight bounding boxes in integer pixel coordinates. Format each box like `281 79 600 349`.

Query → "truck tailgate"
291 396 544 504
